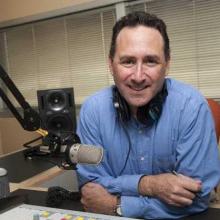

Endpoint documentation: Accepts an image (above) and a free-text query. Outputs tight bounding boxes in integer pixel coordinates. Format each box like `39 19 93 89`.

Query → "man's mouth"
128 85 149 91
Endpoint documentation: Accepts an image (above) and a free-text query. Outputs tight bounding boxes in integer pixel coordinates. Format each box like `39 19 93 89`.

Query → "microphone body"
63 143 103 165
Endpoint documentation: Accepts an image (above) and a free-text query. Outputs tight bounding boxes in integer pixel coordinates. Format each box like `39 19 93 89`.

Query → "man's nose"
131 63 146 82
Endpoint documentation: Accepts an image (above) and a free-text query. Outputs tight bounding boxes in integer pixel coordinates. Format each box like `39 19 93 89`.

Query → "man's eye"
145 59 158 66
121 60 135 67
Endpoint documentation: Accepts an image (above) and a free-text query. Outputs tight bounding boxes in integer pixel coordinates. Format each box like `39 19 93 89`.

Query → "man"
76 11 220 219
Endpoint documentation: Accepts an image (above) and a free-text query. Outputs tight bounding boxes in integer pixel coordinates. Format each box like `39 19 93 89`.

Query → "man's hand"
138 173 202 207
80 182 117 215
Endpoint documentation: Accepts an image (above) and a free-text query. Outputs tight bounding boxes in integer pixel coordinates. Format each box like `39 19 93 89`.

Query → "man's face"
109 25 170 114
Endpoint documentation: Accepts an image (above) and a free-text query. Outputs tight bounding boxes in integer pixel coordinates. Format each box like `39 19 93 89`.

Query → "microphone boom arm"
0 65 40 131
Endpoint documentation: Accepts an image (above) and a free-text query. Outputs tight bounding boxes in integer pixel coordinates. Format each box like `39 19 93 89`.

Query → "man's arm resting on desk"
138 173 202 207
80 178 209 219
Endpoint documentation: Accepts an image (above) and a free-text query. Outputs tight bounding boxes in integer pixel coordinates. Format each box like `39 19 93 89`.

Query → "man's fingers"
80 198 85 206
180 188 196 200
167 193 194 207
152 173 202 207
176 174 202 193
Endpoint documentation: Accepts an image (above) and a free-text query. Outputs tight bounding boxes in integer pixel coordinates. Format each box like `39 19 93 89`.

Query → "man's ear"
108 58 114 76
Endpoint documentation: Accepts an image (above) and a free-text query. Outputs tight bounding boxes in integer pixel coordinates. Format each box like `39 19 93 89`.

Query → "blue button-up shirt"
76 78 220 219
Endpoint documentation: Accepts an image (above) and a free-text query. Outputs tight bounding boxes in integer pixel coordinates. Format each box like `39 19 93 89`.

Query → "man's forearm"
138 175 155 196
77 166 143 196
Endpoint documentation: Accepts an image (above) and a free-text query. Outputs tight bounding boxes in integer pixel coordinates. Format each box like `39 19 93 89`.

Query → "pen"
172 170 178 176
172 170 201 199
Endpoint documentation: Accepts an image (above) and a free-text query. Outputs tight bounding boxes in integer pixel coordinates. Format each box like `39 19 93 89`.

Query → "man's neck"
130 106 138 118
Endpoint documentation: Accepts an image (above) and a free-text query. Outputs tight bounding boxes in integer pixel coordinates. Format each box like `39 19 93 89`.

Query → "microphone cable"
23 138 76 170
118 121 132 176
24 150 76 170
114 95 132 176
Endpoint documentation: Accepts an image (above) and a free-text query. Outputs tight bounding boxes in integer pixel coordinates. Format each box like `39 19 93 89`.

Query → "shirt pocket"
152 154 176 174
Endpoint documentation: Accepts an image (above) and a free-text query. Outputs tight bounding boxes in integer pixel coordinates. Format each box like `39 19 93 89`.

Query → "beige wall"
0 0 92 21
0 117 39 155
0 0 121 28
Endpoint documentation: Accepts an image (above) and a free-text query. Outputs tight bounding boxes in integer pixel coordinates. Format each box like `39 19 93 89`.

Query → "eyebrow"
119 56 135 61
119 55 160 61
144 55 160 61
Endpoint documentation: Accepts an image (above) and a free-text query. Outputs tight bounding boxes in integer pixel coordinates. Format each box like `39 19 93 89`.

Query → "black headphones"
46 186 81 207
113 83 168 126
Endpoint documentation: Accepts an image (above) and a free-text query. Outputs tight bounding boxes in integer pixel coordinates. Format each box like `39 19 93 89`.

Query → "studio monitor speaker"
37 88 76 136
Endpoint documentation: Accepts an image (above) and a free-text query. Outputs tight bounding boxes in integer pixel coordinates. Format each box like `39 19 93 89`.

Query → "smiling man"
110 25 168 116
76 12 220 219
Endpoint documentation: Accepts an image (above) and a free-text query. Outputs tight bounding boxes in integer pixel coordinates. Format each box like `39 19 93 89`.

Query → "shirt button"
139 129 143 134
140 157 145 161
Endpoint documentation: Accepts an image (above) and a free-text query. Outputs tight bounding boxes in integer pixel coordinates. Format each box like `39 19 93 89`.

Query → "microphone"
24 132 103 169
63 143 103 165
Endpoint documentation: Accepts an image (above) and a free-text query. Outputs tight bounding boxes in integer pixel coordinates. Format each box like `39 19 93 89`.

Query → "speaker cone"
47 114 73 134
47 92 66 111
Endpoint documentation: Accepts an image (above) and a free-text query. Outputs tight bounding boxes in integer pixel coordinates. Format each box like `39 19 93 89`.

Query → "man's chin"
126 92 153 105
128 99 150 108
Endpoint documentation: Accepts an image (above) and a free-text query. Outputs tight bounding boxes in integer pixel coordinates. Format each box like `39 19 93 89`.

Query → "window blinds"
0 7 115 107
126 0 220 101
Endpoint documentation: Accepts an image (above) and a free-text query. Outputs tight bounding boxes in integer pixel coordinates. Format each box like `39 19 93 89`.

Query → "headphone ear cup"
137 83 167 125
137 101 162 125
113 87 130 123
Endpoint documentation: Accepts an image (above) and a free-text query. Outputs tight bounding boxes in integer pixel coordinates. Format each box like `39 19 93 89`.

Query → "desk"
0 149 67 192
1 189 82 212
1 149 220 219
0 189 219 220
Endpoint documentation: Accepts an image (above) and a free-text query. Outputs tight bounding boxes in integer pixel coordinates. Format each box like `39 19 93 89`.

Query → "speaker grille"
37 88 76 134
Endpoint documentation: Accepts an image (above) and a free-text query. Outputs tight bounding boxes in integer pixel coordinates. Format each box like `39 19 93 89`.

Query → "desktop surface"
0 189 219 220
0 149 61 183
